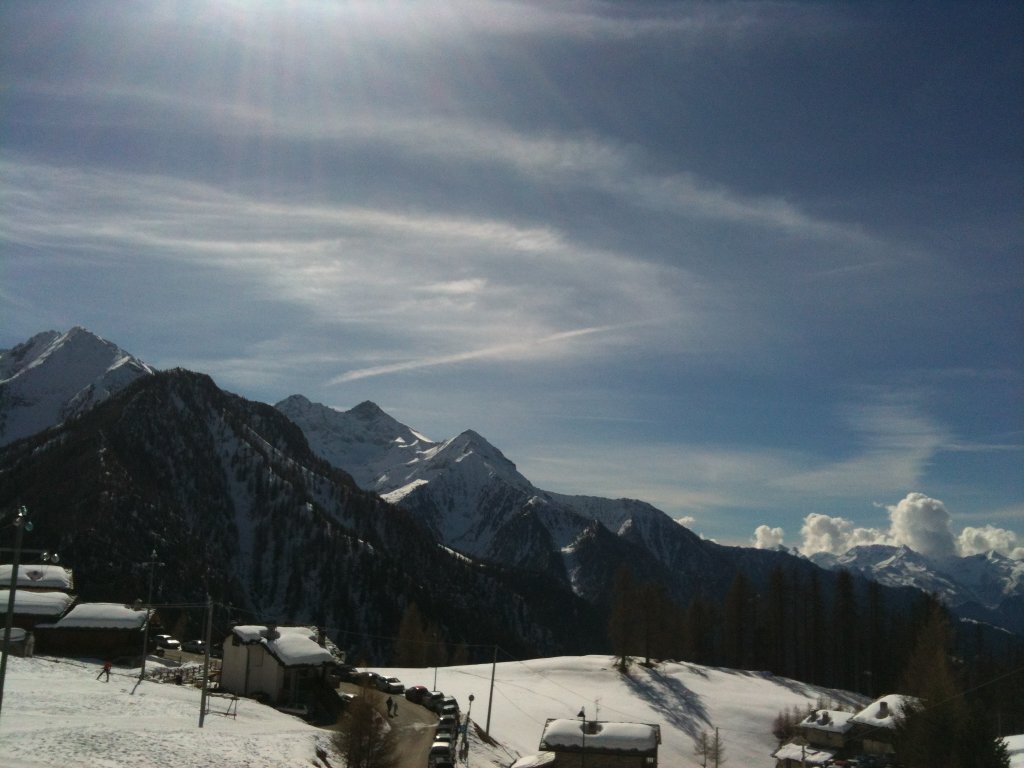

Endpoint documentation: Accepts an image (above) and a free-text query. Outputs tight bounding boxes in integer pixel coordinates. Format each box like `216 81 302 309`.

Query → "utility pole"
198 594 213 727
135 549 163 691
0 506 30 721
484 645 497 736
578 707 587 768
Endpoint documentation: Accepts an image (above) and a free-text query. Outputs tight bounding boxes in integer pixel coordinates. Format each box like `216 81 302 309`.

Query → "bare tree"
332 696 400 768
694 727 725 768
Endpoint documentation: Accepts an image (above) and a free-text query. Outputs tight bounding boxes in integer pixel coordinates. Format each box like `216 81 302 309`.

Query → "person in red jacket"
96 660 112 682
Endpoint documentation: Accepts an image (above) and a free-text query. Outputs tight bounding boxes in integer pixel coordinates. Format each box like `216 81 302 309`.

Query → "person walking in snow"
96 660 112 682
386 696 394 717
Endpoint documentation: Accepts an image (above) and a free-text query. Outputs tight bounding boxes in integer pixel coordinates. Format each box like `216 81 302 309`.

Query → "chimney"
877 701 889 718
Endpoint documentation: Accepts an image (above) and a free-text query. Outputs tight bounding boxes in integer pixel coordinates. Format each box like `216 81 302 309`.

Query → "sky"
2 1 1022 552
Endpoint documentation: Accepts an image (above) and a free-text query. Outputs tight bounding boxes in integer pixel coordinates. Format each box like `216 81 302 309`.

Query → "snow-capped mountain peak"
274 395 437 490
0 326 155 446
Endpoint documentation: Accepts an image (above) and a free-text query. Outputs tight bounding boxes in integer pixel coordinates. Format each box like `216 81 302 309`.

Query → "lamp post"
462 693 474 763
0 506 31 722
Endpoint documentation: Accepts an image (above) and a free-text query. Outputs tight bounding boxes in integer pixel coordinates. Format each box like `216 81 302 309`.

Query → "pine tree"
609 565 639 670
894 605 1009 768
723 573 753 669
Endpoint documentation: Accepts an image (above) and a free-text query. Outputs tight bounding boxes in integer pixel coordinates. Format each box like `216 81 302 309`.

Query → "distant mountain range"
2 328 1022 662
275 393 1024 636
811 544 1024 633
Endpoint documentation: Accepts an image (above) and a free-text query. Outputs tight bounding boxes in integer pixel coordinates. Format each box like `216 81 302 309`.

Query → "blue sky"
2 1 1021 553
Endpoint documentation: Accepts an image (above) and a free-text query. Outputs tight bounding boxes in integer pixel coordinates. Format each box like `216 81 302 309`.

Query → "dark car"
423 690 446 713
353 670 383 688
405 685 430 704
181 639 206 654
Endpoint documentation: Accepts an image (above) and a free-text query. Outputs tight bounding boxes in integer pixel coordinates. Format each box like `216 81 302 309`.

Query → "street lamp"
461 694 475 763
0 506 32 721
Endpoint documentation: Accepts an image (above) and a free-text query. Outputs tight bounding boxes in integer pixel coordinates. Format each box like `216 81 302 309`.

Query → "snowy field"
378 655 869 767
0 655 331 768
4 653 1017 767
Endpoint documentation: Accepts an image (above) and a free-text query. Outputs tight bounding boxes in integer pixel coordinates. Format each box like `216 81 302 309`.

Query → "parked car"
438 714 458 732
333 664 359 684
423 690 446 713
405 685 430 704
353 670 383 688
338 692 357 709
376 676 404 694
427 741 454 766
154 634 180 650
439 696 459 717
181 639 206 654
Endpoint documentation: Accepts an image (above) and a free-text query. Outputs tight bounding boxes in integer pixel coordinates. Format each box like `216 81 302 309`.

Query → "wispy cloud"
329 324 626 383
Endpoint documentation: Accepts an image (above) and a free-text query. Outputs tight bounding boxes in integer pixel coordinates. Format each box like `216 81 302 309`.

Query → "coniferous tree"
831 569 858 689
609 565 639 670
894 605 1009 768
722 573 753 669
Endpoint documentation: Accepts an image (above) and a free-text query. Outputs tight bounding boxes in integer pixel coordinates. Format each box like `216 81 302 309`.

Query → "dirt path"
336 684 438 766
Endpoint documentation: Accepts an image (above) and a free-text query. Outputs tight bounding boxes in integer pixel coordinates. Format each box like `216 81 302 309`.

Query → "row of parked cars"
335 668 462 767
152 635 222 657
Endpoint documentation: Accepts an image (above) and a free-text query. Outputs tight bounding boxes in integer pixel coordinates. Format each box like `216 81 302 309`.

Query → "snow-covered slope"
2 651 871 768
274 396 437 489
0 327 155 446
377 655 869 768
1 655 333 768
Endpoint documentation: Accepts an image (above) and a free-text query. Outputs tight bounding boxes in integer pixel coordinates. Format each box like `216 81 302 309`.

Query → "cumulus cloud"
958 525 1024 559
752 525 785 549
886 492 957 560
789 492 1023 560
799 513 891 555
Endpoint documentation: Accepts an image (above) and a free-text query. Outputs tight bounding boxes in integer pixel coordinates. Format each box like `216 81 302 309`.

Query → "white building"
219 625 337 713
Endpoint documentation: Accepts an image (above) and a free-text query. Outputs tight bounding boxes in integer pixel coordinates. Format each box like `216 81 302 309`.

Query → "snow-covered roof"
773 742 835 765
230 625 335 668
0 563 74 590
850 693 916 730
0 589 75 616
510 752 557 768
1005 733 1024 768
800 708 855 734
540 719 660 753
41 602 149 630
